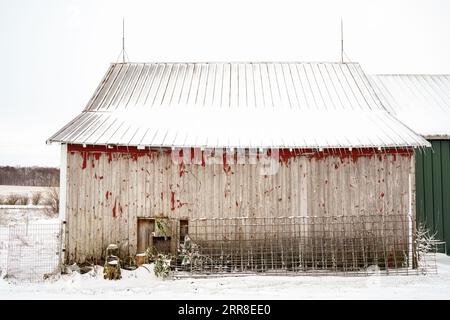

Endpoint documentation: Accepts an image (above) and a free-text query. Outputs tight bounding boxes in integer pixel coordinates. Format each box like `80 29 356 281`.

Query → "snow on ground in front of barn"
1 185 449 299
0 254 450 300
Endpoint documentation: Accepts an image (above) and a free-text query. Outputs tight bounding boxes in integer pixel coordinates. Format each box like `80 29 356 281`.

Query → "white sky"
1 0 450 167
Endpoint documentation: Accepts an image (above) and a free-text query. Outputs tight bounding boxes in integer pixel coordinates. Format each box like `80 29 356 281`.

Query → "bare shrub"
31 192 43 205
4 194 21 205
15 194 29 205
0 196 4 205
44 187 59 216
415 223 437 274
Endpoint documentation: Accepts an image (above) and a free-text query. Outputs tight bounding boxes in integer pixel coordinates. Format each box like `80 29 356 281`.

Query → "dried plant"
44 187 59 216
4 194 21 205
415 223 437 274
31 192 43 205
16 195 29 205
153 253 172 278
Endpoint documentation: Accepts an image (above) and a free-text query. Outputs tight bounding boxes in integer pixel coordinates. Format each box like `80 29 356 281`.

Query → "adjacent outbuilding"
370 74 450 254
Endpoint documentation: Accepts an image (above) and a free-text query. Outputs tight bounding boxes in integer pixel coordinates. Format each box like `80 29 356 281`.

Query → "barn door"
137 219 154 254
137 218 172 254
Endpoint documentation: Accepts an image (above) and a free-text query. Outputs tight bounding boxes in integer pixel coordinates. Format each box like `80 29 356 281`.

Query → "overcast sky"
1 0 449 167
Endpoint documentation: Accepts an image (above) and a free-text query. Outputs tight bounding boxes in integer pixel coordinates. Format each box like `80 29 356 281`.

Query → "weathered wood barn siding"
64 144 414 263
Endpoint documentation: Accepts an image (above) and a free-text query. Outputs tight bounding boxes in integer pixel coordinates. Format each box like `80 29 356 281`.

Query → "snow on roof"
369 74 450 138
48 62 429 149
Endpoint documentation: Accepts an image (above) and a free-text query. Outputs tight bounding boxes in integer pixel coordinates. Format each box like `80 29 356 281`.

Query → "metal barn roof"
48 62 429 149
369 74 450 139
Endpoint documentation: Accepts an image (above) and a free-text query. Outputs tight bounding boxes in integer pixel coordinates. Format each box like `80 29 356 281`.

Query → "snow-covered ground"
0 206 55 225
0 185 58 225
0 186 60 281
1 185 449 299
0 185 52 197
0 254 449 300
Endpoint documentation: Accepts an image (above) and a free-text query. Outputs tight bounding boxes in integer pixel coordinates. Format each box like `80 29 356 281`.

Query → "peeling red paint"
69 145 412 171
160 192 164 200
112 199 117 218
81 152 88 169
176 200 188 208
179 163 185 177
119 203 123 217
222 152 231 173
278 148 412 165
68 144 160 163
171 192 175 211
380 192 385 198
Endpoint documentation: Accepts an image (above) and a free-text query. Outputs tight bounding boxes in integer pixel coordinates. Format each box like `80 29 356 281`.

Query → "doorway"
137 218 172 254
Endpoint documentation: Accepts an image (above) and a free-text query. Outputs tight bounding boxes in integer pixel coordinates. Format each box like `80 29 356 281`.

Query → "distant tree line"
0 166 59 187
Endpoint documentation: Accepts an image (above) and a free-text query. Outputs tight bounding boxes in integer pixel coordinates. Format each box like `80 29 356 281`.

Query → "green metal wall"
416 140 450 254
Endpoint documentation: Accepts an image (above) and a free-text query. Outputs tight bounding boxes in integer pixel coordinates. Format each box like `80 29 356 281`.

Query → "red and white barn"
48 62 429 268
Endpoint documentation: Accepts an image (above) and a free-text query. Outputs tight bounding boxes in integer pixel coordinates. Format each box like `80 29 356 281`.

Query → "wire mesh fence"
0 215 438 281
173 214 438 277
0 221 61 282
0 226 8 276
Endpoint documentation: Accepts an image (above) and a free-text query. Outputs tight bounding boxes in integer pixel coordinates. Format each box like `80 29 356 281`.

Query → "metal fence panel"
173 215 437 277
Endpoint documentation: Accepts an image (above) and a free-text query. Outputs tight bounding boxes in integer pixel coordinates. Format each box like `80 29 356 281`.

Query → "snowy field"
0 185 58 225
0 185 60 282
0 185 52 198
0 206 54 226
0 254 448 300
